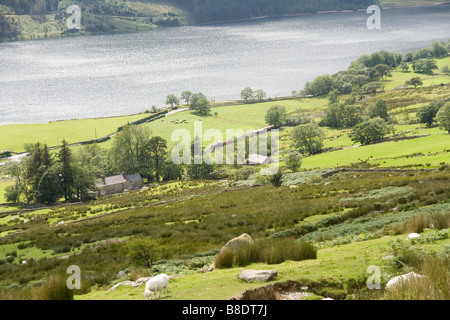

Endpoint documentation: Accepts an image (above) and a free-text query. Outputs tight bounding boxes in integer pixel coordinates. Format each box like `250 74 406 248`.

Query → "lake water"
0 4 449 125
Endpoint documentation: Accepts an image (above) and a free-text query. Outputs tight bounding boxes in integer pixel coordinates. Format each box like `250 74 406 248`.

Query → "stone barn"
94 173 144 198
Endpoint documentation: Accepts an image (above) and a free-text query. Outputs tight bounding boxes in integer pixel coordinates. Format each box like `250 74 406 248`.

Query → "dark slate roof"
96 173 143 187
123 173 143 183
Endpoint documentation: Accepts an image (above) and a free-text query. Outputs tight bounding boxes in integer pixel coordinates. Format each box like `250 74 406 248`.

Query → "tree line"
1 0 379 27
190 0 378 23
3 124 222 205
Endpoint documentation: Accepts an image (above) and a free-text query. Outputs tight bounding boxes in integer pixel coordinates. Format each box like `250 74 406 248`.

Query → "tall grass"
383 256 450 300
388 212 449 235
31 276 74 300
215 238 317 268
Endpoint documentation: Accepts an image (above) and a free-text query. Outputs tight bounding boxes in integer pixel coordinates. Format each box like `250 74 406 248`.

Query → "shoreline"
1 2 449 43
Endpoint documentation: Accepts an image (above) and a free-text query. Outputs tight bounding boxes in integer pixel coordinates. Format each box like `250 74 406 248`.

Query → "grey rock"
238 270 278 282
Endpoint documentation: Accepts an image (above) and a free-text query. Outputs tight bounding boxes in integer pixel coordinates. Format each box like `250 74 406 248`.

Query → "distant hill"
0 0 446 41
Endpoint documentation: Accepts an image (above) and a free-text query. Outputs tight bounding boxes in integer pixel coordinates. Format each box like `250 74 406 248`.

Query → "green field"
302 133 449 169
383 57 450 91
142 98 328 148
0 113 151 153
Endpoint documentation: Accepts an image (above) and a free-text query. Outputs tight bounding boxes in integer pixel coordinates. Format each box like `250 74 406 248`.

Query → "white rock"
407 233 421 240
385 272 423 290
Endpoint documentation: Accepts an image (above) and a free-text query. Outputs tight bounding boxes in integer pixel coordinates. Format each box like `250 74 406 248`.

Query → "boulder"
219 233 253 254
238 270 278 283
204 233 254 272
385 272 423 290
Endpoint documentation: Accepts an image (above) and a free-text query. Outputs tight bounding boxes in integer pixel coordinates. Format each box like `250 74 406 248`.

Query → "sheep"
143 274 169 300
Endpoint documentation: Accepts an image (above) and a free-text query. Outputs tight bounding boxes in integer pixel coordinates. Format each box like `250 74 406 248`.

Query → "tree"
441 65 450 75
165 94 179 108
284 151 302 173
186 136 215 180
368 99 389 121
405 77 423 88
72 144 106 201
127 238 161 268
291 123 324 155
400 62 410 72
430 41 448 58
302 74 334 96
181 91 193 105
436 102 450 134
25 142 52 196
417 102 442 127
269 171 283 187
254 89 266 102
349 117 388 145
148 136 167 182
412 59 438 74
36 166 62 205
162 159 183 181
189 92 210 116
265 105 287 128
4 182 22 203
322 103 361 128
109 125 153 180
57 139 75 202
240 87 254 103
364 82 382 95
375 64 391 80
4 159 32 204
351 74 370 88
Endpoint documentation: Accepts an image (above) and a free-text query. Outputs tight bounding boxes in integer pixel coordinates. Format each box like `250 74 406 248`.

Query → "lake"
0 4 449 125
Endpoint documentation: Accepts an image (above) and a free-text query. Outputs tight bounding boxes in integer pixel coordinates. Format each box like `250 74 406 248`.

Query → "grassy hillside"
0 0 192 41
79 232 449 300
0 169 449 300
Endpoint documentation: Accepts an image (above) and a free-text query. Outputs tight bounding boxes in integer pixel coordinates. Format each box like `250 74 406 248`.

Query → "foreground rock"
238 270 278 283
202 233 254 272
220 233 253 253
385 272 423 290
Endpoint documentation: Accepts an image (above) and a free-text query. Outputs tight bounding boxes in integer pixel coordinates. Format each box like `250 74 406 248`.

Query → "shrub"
215 238 317 268
233 167 257 181
31 276 74 300
127 238 162 268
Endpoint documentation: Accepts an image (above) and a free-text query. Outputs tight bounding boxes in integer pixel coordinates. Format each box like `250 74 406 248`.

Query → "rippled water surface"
0 5 449 124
